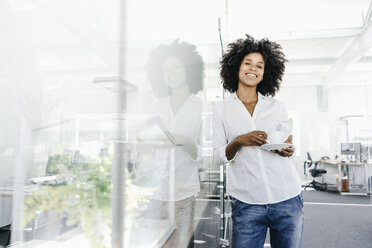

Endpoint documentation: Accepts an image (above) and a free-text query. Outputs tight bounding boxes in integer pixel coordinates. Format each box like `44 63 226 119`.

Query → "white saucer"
261 143 292 151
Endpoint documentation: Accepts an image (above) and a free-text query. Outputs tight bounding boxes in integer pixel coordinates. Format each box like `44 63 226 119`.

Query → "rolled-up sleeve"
213 103 237 166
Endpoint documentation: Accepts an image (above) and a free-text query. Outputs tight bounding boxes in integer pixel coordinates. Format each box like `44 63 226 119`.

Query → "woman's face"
238 52 265 88
163 57 187 89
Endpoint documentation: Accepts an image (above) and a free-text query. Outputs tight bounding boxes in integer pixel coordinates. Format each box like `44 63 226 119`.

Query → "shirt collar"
232 91 264 102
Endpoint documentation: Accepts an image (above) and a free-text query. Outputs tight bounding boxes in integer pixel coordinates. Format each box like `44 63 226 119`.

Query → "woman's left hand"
272 135 294 157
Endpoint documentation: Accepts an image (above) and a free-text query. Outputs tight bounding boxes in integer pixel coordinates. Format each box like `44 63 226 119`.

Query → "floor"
302 190 372 248
192 189 372 248
2 189 371 247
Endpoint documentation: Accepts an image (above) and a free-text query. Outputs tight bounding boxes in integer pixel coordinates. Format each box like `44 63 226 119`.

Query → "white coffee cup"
267 131 285 144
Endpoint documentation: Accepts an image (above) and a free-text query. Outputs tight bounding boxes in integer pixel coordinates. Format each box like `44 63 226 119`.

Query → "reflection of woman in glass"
145 40 204 247
214 35 303 248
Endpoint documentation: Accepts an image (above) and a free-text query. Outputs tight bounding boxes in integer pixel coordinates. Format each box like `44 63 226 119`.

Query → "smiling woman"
220 34 287 96
238 52 265 88
214 35 302 248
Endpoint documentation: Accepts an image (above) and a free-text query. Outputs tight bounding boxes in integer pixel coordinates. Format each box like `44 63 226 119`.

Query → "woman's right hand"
225 131 267 160
235 131 267 147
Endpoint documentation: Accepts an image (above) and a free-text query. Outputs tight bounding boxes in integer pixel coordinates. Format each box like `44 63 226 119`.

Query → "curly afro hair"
220 34 287 97
146 40 204 99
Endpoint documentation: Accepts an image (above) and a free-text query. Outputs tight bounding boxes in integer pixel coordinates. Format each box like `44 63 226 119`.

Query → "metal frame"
219 164 231 247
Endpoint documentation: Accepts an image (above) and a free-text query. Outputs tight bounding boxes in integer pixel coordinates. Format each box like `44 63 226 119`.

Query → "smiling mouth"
246 73 258 78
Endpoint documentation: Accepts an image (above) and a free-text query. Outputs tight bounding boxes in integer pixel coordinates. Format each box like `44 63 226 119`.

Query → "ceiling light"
93 76 137 93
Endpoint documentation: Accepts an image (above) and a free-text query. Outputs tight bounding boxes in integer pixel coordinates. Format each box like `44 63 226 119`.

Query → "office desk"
318 160 372 195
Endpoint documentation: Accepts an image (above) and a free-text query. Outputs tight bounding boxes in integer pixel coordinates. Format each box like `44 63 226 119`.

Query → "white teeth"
247 73 257 78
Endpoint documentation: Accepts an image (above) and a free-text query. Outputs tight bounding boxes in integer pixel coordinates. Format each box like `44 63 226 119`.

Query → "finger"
272 149 280 153
282 149 294 156
280 150 291 156
285 135 293 144
255 136 267 144
241 135 262 145
283 147 294 152
241 136 263 146
254 131 267 139
286 144 293 150
253 136 266 145
272 149 290 157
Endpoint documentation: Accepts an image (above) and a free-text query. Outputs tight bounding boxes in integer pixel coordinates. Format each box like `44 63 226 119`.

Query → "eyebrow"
244 58 264 64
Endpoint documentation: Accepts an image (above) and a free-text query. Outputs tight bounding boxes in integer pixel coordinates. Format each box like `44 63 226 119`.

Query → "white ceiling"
1 0 372 90
226 0 370 40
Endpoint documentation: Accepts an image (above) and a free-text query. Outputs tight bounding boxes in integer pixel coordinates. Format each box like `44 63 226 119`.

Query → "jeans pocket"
231 197 243 213
295 193 304 209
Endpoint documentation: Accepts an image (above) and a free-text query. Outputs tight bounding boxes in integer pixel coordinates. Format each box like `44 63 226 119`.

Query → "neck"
236 84 258 103
171 84 190 101
170 84 191 113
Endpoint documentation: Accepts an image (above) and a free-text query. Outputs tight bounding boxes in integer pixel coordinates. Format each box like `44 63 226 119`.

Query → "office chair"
303 152 327 191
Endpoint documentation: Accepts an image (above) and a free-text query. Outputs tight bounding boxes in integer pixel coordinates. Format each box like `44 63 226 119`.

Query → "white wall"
276 83 372 178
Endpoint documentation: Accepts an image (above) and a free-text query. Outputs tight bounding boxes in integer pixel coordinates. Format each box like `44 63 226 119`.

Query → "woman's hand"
225 131 267 160
272 134 294 157
236 131 268 147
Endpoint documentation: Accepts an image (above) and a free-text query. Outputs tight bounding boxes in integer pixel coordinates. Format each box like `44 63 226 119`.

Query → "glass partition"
1 0 122 247
0 0 217 247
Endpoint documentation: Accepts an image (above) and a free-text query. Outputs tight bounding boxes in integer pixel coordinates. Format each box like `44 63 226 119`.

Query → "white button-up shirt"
154 94 202 201
136 94 202 201
213 92 302 204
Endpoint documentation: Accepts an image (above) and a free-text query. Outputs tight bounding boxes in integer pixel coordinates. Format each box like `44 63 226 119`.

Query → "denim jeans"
231 194 304 248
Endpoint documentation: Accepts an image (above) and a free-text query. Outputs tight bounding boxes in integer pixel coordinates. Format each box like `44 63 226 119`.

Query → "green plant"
24 153 152 248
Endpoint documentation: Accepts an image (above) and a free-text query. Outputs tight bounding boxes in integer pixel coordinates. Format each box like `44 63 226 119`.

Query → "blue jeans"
231 194 304 248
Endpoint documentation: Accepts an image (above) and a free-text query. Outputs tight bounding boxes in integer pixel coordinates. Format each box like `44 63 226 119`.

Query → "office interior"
0 0 372 247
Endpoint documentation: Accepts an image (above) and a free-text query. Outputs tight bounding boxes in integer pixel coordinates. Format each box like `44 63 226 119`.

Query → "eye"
257 66 263 69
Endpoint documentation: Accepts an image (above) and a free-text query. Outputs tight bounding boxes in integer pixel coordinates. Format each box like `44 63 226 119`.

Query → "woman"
143 40 204 247
213 35 304 248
